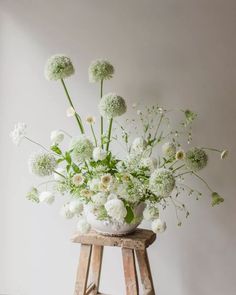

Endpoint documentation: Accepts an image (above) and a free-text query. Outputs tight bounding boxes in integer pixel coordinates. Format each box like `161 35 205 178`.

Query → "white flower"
93 147 107 161
99 93 127 118
53 168 65 180
72 174 84 186
80 189 93 198
66 107 76 117
50 130 64 145
175 150 185 160
143 205 159 221
28 152 57 177
10 122 27 145
162 142 176 158
149 168 175 197
105 199 127 222
91 192 107 206
88 179 100 192
140 157 158 172
107 193 118 201
86 116 95 124
101 174 112 186
70 135 94 161
131 137 147 154
185 147 208 171
88 59 114 83
60 204 74 219
77 218 91 234
151 219 167 234
69 200 83 215
45 54 74 81
39 191 55 204
221 150 228 160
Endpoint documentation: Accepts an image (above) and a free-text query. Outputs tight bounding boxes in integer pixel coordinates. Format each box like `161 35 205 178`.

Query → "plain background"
1 1 236 294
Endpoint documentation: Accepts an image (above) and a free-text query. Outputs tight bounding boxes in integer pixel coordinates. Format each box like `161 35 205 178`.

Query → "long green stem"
100 79 104 147
106 118 113 151
53 170 66 179
24 136 51 152
172 164 185 172
175 171 192 177
201 147 221 153
90 124 97 147
60 79 84 134
192 171 214 192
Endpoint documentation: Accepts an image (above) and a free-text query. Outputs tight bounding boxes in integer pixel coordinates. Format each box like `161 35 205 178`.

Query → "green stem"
60 79 84 134
106 118 113 151
172 164 185 173
192 171 214 192
24 136 51 153
201 147 221 153
53 170 66 179
175 171 192 177
100 79 104 148
90 124 97 147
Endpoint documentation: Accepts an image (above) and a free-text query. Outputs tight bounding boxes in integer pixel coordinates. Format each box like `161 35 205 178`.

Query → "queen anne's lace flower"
10 122 27 146
151 219 167 233
77 218 91 234
185 147 208 171
39 191 55 204
29 152 57 177
105 199 127 222
45 54 74 80
89 59 114 83
70 135 94 161
99 93 126 118
149 168 175 197
162 142 176 159
50 130 64 145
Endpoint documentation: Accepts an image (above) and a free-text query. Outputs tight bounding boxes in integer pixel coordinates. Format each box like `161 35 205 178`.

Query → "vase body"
86 203 146 236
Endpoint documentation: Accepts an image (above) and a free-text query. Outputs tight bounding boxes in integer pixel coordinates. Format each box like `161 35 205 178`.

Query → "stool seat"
72 228 156 295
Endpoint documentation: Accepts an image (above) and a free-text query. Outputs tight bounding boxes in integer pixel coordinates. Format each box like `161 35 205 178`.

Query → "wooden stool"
72 228 156 295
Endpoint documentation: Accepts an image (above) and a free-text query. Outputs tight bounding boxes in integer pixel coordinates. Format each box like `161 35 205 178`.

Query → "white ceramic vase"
86 203 146 236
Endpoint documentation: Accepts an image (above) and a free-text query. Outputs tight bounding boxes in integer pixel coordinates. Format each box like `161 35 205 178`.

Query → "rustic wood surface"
90 245 104 295
72 229 156 250
122 248 139 295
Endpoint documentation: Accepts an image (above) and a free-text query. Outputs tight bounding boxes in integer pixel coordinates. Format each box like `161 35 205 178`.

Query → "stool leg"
135 249 155 295
74 244 92 295
90 245 104 294
122 248 139 295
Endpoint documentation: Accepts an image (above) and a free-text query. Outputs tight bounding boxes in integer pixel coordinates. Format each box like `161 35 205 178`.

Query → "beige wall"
1 1 236 294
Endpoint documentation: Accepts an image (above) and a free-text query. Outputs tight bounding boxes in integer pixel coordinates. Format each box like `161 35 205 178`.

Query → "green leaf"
72 163 80 173
65 152 72 164
51 145 62 155
211 192 224 206
125 206 134 224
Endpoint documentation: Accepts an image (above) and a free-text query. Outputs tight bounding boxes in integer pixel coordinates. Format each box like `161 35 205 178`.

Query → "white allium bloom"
60 204 74 219
140 157 158 172
185 147 208 171
99 93 127 118
70 135 94 161
89 59 114 83
69 200 83 215
221 150 228 160
45 54 74 80
151 219 167 234
175 150 185 160
39 191 55 204
29 152 57 177
105 199 127 222
50 130 64 145
162 142 176 158
93 147 107 161
143 205 159 221
86 116 95 124
66 107 76 117
72 174 85 186
77 218 91 234
88 178 100 192
53 167 65 180
131 137 147 154
149 168 175 197
10 122 27 145
91 192 107 206
101 174 112 186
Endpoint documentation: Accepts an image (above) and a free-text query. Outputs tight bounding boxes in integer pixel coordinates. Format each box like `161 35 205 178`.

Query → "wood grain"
122 248 139 295
90 245 103 295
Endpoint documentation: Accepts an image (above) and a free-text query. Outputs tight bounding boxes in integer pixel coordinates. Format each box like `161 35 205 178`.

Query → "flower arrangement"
10 55 227 235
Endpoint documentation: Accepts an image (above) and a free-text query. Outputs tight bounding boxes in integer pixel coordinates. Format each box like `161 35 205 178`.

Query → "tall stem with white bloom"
106 118 113 151
100 79 104 148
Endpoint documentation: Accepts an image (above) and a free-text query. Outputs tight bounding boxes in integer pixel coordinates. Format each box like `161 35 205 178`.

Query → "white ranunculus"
69 200 83 215
39 191 55 204
77 218 91 234
105 199 127 222
91 192 107 206
143 206 159 221
60 204 74 219
50 130 64 145
151 219 167 234
53 167 65 180
93 147 107 161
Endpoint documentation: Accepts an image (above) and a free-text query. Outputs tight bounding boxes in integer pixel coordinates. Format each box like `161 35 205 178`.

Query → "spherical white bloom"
162 142 176 158
221 150 228 160
89 59 114 83
45 54 74 80
50 130 64 145
70 135 94 161
149 168 175 197
66 106 76 117
140 157 158 172
60 204 74 219
29 152 57 177
69 200 83 215
175 150 185 160
86 116 95 124
72 174 84 186
151 219 167 234
77 218 91 234
91 192 107 206
185 147 208 171
107 193 118 201
99 93 127 118
143 205 159 221
101 174 112 186
39 191 55 204
53 167 65 180
10 122 27 146
105 199 127 222
93 147 107 161
88 178 100 192
131 137 147 154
